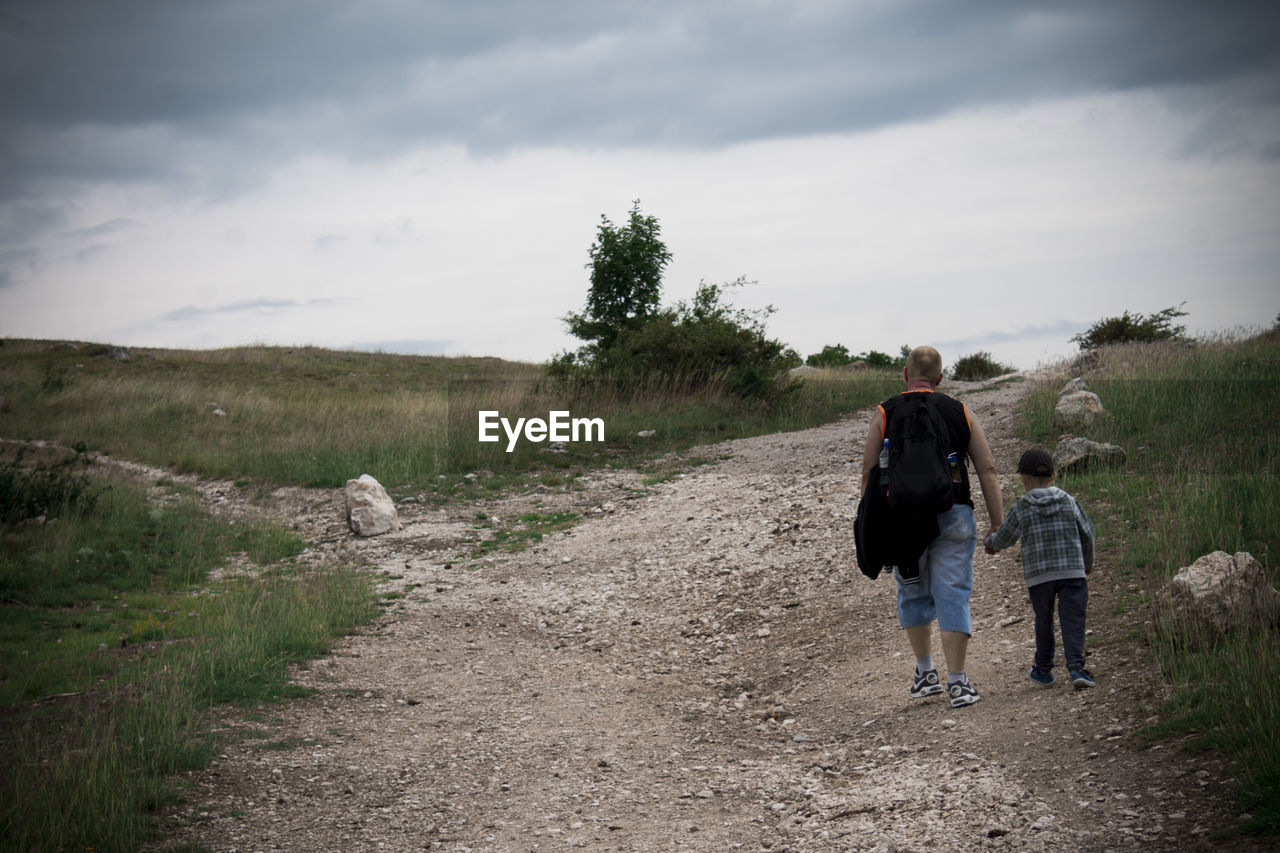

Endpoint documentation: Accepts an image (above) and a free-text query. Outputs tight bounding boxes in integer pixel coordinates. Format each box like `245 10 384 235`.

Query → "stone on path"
344 474 400 537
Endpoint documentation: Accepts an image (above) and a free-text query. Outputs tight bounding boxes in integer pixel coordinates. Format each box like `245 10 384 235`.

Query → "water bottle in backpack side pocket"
879 438 890 499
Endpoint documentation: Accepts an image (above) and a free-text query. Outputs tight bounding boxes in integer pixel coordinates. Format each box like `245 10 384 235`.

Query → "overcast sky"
2 1 1278 369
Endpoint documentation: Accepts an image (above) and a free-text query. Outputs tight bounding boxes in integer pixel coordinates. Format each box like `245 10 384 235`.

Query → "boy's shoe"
1029 667 1055 686
948 680 981 708
1069 669 1095 689
910 668 945 698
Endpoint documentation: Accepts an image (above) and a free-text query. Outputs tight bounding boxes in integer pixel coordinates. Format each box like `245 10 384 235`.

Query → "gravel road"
153 373 1260 852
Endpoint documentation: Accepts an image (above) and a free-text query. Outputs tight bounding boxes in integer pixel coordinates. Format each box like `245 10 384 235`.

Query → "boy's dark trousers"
1028 578 1089 672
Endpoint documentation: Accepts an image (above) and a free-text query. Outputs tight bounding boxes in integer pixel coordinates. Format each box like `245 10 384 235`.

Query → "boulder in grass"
1053 436 1127 474
1155 551 1280 642
1060 377 1089 395
345 474 401 537
1052 390 1106 429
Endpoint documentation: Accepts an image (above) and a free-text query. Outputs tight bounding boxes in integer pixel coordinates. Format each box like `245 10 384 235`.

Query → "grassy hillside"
0 339 901 493
1020 328 1280 839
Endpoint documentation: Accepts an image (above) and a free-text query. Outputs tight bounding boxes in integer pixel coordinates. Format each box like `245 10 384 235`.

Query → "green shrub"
951 351 1015 381
855 346 910 370
558 277 795 402
557 204 792 401
806 344 852 367
1070 304 1188 350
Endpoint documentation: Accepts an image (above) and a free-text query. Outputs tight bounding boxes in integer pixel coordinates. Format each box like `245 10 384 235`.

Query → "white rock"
344 474 401 537
1053 391 1106 429
1060 377 1089 395
1053 436 1127 474
1156 551 1280 640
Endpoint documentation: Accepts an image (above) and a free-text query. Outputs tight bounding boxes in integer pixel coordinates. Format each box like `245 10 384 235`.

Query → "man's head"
904 346 943 386
1016 448 1055 490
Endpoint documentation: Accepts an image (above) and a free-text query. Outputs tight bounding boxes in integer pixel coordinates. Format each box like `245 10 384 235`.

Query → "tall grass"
1020 330 1280 838
0 341 901 490
0 467 378 852
0 342 523 488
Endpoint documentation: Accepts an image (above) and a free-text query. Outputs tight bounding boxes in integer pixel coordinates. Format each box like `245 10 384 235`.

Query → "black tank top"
879 390 973 507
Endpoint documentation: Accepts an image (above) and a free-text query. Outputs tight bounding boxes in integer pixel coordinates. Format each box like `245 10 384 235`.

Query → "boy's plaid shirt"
987 487 1095 585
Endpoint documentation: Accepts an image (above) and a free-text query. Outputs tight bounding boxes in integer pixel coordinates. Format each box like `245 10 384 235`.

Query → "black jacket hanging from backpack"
855 466 939 580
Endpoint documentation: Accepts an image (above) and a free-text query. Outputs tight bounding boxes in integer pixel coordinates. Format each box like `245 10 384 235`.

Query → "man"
859 346 1004 707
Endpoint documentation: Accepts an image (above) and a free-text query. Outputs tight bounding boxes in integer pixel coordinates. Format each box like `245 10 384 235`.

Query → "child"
984 448 1096 688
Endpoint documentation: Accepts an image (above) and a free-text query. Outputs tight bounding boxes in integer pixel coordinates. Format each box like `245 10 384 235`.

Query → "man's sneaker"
948 680 981 708
1069 669 1096 689
910 668 945 698
1029 667 1055 686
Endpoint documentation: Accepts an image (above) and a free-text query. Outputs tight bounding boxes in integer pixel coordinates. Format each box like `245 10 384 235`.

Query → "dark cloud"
1 0 1277 205
158 298 340 323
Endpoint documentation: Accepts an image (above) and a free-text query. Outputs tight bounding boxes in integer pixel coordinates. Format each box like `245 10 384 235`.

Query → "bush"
1070 304 1188 351
557 206 794 400
853 346 909 370
951 351 1016 381
603 278 794 400
806 345 852 368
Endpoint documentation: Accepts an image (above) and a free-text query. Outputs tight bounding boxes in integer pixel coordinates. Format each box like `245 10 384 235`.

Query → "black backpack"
885 393 955 516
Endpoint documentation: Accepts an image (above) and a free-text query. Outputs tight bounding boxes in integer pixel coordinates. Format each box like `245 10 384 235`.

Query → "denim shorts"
896 504 977 635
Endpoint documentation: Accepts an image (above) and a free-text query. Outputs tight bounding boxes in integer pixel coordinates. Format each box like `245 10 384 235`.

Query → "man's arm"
966 412 1004 532
859 406 885 494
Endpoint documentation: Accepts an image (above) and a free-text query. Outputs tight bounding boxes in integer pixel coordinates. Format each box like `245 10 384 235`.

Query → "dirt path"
154 375 1256 852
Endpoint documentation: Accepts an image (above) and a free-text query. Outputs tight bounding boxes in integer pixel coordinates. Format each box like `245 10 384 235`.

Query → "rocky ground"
148 374 1264 852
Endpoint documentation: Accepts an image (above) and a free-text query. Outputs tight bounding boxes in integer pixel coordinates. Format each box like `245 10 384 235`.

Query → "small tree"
564 200 672 358
1071 304 1188 351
